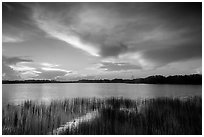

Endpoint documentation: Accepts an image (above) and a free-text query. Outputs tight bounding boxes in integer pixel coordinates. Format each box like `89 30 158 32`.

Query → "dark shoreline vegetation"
2 96 202 135
2 74 202 85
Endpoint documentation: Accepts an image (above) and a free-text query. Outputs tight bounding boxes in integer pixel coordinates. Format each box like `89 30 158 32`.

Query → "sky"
2 2 202 80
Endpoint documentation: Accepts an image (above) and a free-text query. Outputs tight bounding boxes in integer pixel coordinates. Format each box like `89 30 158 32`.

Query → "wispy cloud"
31 4 100 56
2 56 33 65
41 63 59 68
3 35 24 43
9 65 35 72
2 56 72 80
41 67 71 73
2 56 33 80
99 62 141 71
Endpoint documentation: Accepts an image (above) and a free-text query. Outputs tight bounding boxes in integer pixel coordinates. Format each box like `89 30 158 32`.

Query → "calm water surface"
2 83 202 105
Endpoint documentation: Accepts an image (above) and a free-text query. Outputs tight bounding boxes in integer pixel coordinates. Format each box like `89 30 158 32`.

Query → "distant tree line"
2 74 202 85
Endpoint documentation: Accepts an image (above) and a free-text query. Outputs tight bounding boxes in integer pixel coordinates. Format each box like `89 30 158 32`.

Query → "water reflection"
2 83 202 105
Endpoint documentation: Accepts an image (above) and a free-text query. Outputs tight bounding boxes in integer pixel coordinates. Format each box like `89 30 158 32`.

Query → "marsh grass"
2 96 202 135
2 98 101 134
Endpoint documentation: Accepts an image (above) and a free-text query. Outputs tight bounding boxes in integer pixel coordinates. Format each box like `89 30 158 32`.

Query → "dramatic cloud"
2 3 202 80
29 3 100 56
24 3 201 66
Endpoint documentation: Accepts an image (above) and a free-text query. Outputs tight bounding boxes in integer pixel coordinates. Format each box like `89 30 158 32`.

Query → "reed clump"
2 96 202 135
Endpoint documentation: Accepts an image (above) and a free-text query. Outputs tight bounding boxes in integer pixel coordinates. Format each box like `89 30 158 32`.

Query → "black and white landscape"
2 2 202 135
